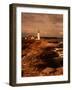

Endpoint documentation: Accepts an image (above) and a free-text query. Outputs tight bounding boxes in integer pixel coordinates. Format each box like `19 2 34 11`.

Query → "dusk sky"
21 13 63 37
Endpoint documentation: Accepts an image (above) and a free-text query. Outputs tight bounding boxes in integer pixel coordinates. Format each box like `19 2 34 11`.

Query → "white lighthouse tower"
37 30 40 40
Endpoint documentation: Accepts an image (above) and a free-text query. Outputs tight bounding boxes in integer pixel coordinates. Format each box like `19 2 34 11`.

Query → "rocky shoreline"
22 39 63 77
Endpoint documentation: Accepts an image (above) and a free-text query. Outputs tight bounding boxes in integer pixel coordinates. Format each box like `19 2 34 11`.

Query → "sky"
21 13 63 37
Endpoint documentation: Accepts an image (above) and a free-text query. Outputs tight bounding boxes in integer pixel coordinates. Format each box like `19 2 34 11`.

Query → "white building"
37 30 40 40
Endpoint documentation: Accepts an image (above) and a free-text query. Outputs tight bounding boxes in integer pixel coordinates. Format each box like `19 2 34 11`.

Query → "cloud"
21 13 63 37
59 31 63 35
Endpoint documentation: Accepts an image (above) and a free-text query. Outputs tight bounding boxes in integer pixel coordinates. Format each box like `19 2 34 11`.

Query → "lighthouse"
37 30 40 40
